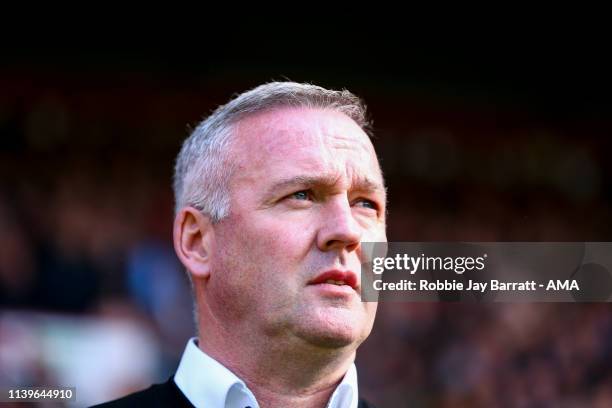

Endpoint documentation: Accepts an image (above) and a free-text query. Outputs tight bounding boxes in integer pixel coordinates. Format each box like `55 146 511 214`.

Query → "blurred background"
1 37 611 407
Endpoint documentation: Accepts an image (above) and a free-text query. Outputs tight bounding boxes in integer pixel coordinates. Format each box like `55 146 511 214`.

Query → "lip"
308 269 359 290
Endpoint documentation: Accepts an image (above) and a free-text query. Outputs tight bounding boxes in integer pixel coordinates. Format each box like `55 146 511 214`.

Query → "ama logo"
546 280 580 291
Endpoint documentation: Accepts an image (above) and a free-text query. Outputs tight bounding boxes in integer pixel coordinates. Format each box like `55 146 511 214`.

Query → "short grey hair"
173 81 370 221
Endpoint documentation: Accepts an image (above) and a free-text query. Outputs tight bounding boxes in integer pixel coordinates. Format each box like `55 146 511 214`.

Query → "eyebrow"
266 174 387 197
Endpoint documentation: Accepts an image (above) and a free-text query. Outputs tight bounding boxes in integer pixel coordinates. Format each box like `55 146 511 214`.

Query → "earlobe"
173 207 215 280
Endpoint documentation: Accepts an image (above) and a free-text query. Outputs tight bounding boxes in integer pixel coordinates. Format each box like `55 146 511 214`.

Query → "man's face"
207 107 387 350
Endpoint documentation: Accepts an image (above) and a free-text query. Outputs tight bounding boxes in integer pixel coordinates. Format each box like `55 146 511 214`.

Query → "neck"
196 306 357 408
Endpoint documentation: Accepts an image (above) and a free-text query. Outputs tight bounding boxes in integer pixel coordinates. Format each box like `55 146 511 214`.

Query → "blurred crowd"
1 70 611 406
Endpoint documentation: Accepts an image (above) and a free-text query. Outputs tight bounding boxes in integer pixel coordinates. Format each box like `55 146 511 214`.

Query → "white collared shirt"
174 338 359 408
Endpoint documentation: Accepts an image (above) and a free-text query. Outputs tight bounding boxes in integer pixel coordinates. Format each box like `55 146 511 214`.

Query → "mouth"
308 269 359 291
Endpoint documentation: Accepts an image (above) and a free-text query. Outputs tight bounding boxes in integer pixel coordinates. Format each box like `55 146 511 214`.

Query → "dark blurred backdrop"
1 41 611 407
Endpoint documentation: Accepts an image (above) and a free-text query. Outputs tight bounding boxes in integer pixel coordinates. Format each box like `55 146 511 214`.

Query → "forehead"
229 107 383 186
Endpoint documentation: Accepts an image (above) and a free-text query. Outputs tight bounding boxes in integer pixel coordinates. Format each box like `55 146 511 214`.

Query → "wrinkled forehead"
229 107 384 185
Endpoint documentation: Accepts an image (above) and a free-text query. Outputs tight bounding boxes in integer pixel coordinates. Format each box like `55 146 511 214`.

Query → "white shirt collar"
174 337 359 408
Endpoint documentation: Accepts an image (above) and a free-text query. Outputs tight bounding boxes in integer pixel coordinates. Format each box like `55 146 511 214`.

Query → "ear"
173 206 215 280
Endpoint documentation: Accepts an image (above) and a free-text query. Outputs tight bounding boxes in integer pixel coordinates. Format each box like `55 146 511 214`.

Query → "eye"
354 198 378 211
287 190 312 201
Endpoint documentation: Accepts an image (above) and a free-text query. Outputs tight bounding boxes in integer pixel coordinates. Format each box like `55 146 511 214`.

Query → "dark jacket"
92 376 377 408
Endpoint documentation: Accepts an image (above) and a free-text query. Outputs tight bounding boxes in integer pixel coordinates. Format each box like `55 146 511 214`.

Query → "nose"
316 196 362 253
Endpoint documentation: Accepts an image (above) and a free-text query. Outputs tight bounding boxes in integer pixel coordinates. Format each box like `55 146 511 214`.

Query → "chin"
302 331 359 349
295 309 371 349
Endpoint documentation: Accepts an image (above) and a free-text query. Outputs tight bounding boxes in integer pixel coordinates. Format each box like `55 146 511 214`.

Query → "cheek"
212 214 312 305
237 211 314 263
361 223 387 243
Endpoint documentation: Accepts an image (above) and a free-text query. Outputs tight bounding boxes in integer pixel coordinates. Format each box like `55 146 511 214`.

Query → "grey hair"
173 81 370 221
